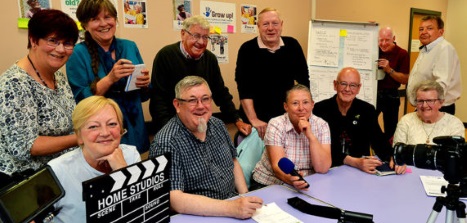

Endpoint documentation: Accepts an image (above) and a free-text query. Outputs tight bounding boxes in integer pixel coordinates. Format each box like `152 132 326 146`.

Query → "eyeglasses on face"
336 81 360 90
43 37 75 50
177 96 212 106
260 21 281 29
184 29 211 41
416 99 439 106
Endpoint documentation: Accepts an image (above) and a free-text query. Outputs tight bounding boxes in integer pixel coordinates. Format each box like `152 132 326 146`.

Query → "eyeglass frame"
415 99 440 106
176 96 213 106
43 37 75 50
335 81 361 90
184 29 211 42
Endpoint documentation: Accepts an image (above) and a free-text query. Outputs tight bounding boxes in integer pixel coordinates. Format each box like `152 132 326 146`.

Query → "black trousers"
376 89 400 142
440 103 455 115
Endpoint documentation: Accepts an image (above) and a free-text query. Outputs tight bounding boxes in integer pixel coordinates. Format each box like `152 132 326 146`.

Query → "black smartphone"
0 166 64 223
376 162 396 176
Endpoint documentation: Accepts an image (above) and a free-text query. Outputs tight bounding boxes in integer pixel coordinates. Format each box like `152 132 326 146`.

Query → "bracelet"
389 69 395 75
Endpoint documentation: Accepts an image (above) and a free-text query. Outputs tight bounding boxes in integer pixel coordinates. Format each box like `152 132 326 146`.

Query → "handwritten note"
252 202 303 223
343 30 374 70
309 27 340 67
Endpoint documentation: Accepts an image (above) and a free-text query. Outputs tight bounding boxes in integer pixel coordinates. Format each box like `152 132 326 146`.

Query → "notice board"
307 19 379 106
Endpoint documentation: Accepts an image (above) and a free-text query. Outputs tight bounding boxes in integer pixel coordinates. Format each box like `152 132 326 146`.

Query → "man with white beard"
149 76 263 219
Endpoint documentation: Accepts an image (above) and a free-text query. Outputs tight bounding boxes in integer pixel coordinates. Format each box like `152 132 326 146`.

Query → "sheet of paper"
252 202 303 223
125 64 145 92
420 175 448 197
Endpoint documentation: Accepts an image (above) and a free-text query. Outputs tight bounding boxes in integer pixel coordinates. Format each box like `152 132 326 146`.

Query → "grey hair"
285 84 313 102
182 15 210 30
175 76 210 98
411 80 445 101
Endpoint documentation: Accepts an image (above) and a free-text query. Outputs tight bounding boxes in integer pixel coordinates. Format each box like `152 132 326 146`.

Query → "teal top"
66 38 149 152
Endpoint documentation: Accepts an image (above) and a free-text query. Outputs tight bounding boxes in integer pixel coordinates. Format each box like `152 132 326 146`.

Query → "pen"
238 193 266 206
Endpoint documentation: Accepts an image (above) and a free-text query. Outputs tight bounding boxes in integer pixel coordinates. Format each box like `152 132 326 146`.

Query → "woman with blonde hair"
48 96 140 223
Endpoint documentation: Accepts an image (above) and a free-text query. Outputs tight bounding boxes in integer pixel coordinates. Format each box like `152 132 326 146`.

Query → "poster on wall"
200 1 236 33
18 0 51 19
61 0 118 24
210 34 229 63
123 0 148 28
60 0 80 21
173 0 192 30
240 4 257 34
17 0 51 28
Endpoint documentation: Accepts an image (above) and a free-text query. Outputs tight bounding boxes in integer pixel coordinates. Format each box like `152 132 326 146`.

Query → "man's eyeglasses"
336 81 360 90
177 96 212 106
184 29 211 42
44 37 75 50
260 21 281 29
416 99 439 106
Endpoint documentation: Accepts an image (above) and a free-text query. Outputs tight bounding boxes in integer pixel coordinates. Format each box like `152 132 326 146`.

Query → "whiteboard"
307 19 379 106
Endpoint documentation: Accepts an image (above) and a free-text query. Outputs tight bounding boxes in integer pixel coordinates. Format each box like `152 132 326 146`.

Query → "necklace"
421 120 438 143
27 55 55 89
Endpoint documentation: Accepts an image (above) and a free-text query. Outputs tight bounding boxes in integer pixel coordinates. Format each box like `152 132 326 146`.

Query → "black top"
235 36 309 123
149 42 239 133
313 95 392 166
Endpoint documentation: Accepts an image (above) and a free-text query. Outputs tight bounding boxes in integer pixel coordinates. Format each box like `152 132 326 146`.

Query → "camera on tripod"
394 136 467 223
393 135 467 185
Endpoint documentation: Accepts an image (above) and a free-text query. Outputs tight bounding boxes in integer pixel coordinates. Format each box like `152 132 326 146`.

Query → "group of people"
0 1 464 221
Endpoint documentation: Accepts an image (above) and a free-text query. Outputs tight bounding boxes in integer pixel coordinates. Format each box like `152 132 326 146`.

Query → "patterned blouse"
0 64 76 175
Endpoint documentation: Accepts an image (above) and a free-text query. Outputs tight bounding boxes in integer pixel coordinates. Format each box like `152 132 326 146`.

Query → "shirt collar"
420 36 444 53
284 113 313 134
179 41 204 60
257 36 284 53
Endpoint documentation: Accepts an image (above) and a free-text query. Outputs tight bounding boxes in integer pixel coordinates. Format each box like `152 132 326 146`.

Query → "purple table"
171 166 450 223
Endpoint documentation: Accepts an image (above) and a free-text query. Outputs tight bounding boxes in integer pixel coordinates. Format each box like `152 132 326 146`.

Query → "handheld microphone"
288 197 373 223
278 157 310 188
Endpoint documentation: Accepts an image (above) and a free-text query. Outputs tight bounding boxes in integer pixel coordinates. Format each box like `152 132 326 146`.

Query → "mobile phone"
0 166 64 223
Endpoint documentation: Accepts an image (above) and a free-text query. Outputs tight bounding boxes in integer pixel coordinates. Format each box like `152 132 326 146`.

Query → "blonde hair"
182 15 210 30
72 96 124 136
258 7 282 22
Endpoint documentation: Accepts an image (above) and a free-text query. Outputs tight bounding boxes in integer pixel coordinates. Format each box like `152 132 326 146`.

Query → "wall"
446 0 467 122
4 0 466 123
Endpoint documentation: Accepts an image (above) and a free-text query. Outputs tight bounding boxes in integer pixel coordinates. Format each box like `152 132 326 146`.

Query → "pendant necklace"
421 120 437 143
27 55 55 89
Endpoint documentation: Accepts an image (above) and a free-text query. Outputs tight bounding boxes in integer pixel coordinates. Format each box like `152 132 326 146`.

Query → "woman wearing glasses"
393 80 464 145
67 0 151 153
0 10 79 176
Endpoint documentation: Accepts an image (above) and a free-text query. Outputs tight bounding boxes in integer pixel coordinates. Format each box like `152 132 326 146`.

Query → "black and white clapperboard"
82 153 171 223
